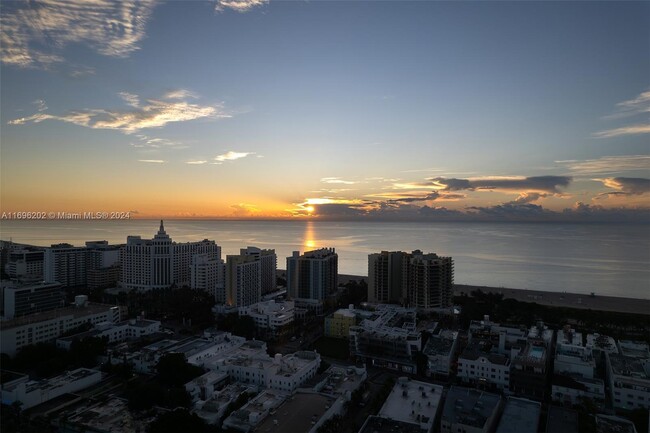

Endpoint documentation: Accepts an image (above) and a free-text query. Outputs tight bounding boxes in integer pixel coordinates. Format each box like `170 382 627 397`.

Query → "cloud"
430 176 572 193
1 0 155 68
230 203 260 217
605 90 650 119
557 155 650 175
467 203 549 219
186 160 208 165
8 91 229 134
119 92 140 108
215 0 268 13
138 159 165 163
33 99 47 112
593 124 650 138
214 151 254 162
504 192 549 205
164 89 199 100
321 177 356 185
596 177 650 196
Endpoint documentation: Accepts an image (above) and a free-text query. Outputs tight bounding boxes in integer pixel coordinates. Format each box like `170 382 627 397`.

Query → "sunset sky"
1 0 649 221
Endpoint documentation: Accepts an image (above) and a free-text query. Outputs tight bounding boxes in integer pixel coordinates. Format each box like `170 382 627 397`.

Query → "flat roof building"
546 406 579 433
1 368 102 409
0 300 121 356
495 397 542 433
441 386 502 433
376 377 443 433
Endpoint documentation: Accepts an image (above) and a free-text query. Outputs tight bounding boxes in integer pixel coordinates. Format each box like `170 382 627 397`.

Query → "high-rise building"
85 241 121 289
368 251 408 304
286 248 337 301
367 250 454 308
44 244 87 288
120 221 220 291
407 250 454 309
225 255 261 307
191 253 226 302
4 249 44 281
240 247 277 294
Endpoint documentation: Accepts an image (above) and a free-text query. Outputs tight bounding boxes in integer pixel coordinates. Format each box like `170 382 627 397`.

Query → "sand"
454 284 650 316
334 274 649 315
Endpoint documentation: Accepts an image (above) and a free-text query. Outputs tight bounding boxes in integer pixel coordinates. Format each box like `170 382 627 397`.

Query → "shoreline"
334 273 650 315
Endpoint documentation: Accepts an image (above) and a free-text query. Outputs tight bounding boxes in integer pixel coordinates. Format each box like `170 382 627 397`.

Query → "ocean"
1 219 648 299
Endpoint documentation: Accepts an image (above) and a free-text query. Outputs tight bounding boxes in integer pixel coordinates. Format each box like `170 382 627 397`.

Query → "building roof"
595 415 638 433
608 354 650 380
378 377 442 431
495 397 541 433
423 332 457 357
546 406 579 433
253 392 334 433
0 302 118 330
442 386 501 429
359 416 426 433
63 397 154 433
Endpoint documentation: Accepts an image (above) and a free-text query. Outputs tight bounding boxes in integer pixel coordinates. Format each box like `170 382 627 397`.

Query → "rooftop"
63 397 152 433
495 397 542 433
546 406 578 433
618 340 650 359
423 331 457 356
359 416 427 433
442 386 501 429
595 415 638 433
608 354 650 379
514 343 547 366
22 368 100 394
0 302 118 330
379 377 443 431
253 392 334 433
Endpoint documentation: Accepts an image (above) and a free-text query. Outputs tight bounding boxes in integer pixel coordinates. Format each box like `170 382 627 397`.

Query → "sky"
1 0 649 222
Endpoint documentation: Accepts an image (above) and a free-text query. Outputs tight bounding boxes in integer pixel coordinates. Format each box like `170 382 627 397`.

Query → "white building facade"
120 221 221 290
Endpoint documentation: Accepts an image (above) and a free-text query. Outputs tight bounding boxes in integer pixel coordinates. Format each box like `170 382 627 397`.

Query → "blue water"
1 220 648 299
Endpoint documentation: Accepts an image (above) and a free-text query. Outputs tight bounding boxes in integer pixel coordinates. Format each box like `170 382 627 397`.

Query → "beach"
337 274 649 315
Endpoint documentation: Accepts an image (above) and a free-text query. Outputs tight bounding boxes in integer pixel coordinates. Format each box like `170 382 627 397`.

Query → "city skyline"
1 1 649 221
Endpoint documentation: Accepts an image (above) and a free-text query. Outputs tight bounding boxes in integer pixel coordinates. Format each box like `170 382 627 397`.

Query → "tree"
148 408 212 433
156 353 205 387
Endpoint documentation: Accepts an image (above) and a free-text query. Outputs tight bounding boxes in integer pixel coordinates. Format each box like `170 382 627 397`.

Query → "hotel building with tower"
119 221 220 291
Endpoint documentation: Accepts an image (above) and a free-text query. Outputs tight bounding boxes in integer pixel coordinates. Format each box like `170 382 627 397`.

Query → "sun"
305 206 315 214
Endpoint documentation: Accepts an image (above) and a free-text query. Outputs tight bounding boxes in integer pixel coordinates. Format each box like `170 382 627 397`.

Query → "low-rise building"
349 305 421 373
495 397 541 433
440 386 502 433
0 297 121 356
546 406 579 433
324 306 357 339
238 300 294 339
122 331 247 374
423 329 458 377
0 368 102 409
551 373 605 407
56 318 162 350
618 340 650 359
374 377 444 433
457 341 511 392
595 415 638 433
554 343 596 379
606 352 650 410
1 281 64 320
222 390 286 432
59 396 155 433
202 339 321 395
510 342 549 401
